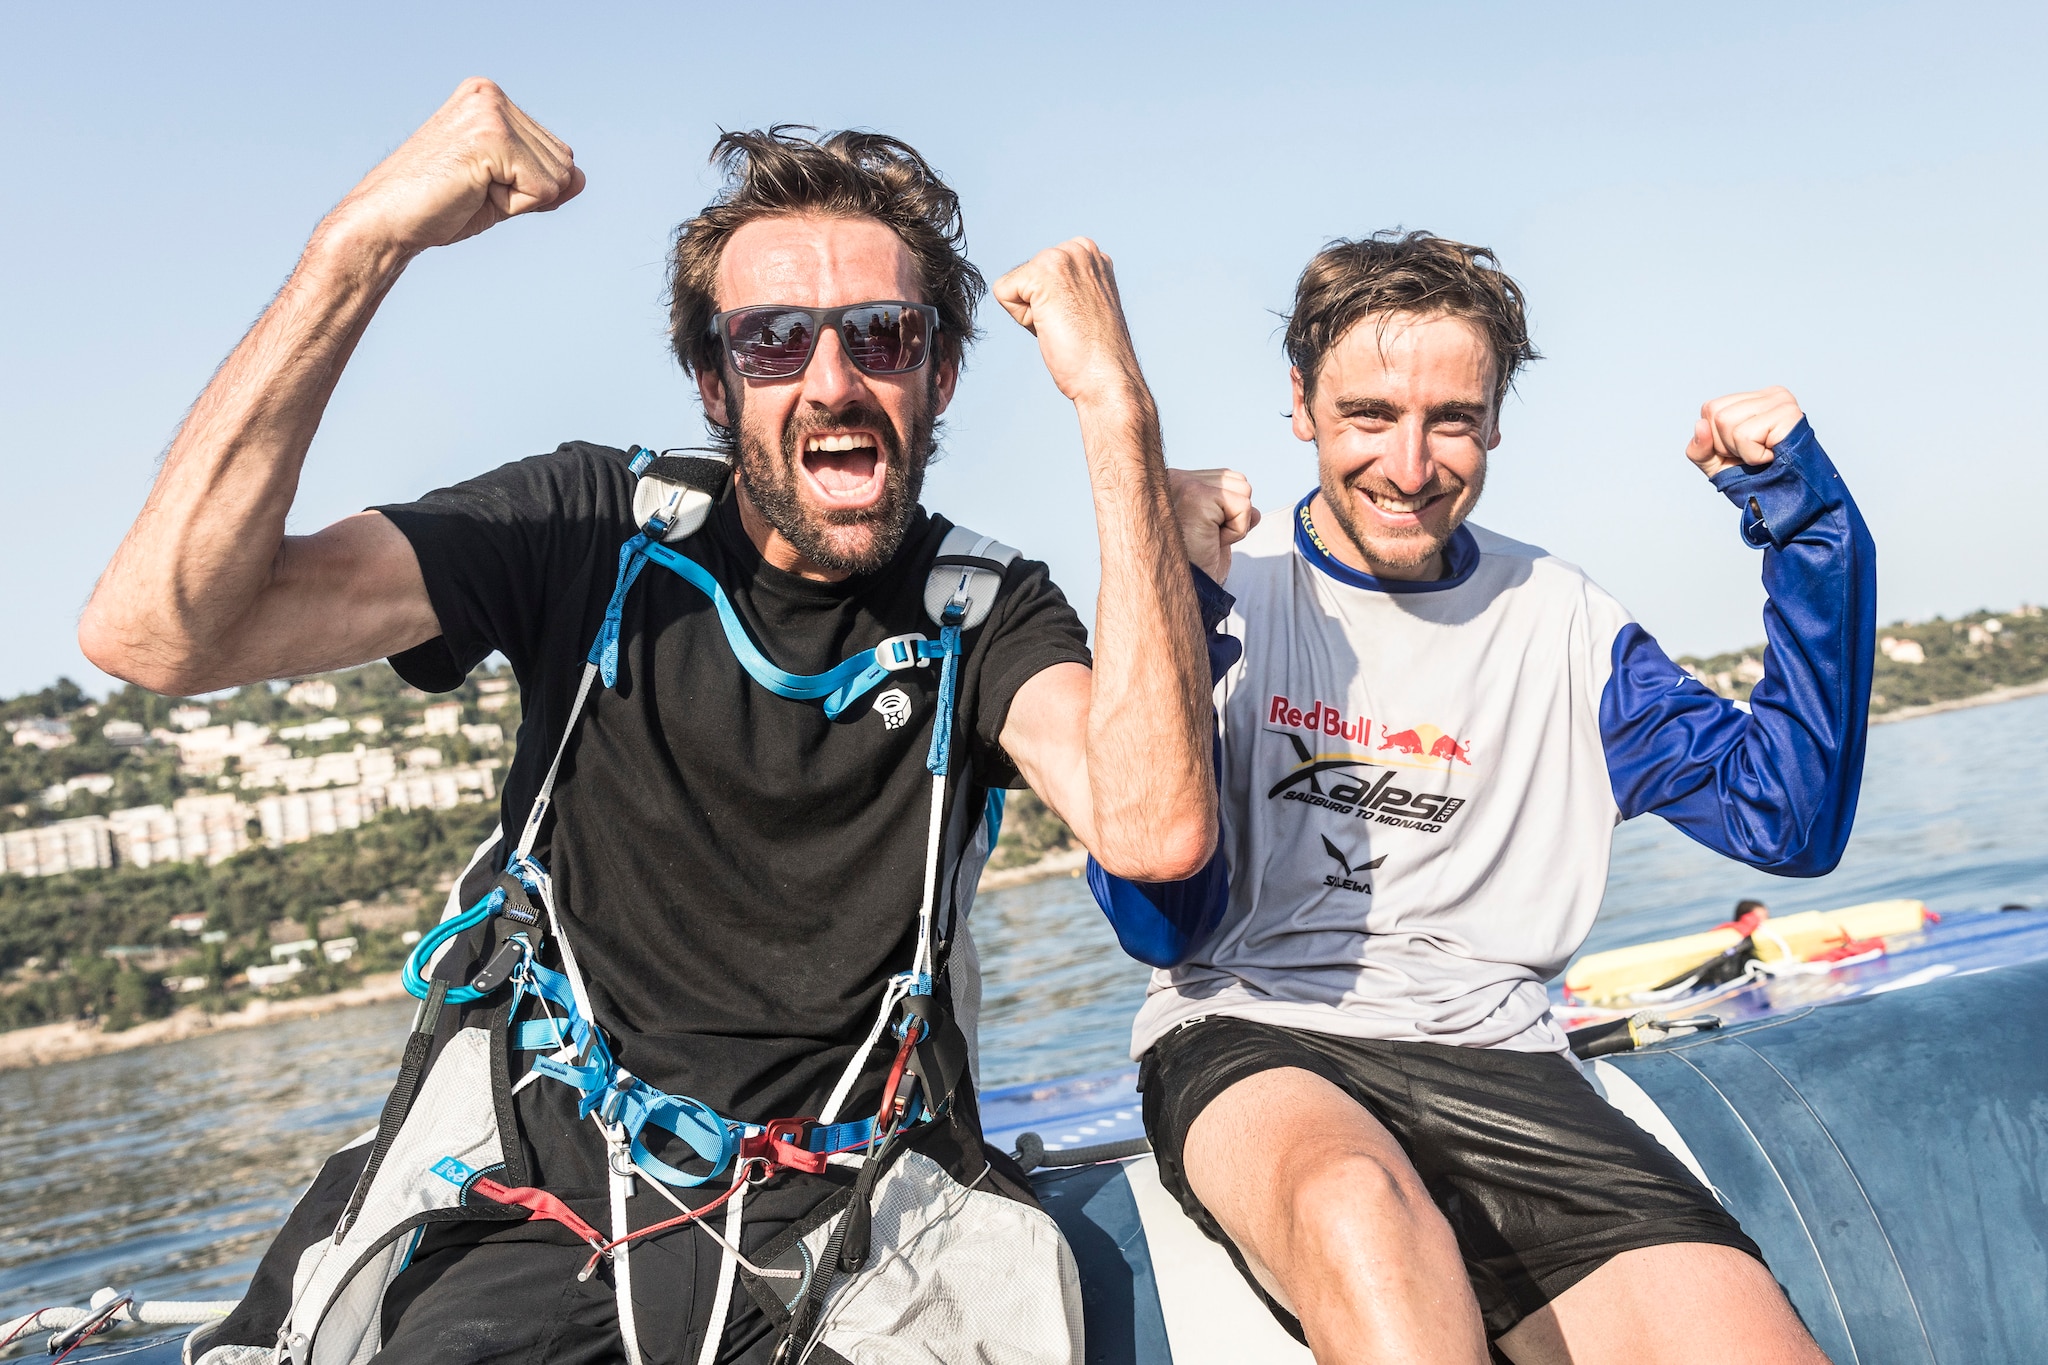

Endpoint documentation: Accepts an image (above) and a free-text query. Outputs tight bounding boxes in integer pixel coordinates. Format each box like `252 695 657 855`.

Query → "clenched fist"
328 78 583 256
1686 387 1804 478
1169 468 1260 584
993 238 1146 409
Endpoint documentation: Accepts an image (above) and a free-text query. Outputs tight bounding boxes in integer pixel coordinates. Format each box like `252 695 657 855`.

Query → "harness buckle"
874 633 931 671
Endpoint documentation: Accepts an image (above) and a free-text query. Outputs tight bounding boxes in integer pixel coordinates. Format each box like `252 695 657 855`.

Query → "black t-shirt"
377 442 1089 1127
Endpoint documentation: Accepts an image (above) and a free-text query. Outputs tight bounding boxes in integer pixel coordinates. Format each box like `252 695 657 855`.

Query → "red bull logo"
1267 694 1371 744
1379 727 1424 755
1380 723 1473 766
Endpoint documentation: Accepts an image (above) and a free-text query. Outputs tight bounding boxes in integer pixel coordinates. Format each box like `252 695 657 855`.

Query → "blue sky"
2 1 2042 698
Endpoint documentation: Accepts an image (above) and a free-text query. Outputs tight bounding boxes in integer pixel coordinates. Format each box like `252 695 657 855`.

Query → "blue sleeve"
1600 418 1875 876
1085 566 1237 968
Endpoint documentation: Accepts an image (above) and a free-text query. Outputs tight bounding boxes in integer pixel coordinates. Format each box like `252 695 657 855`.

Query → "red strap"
738 1119 832 1175
471 1175 606 1249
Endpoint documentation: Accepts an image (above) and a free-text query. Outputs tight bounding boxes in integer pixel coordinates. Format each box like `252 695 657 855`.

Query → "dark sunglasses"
709 301 939 380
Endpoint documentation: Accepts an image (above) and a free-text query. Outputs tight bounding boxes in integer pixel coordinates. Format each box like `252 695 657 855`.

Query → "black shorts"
1138 1015 1764 1341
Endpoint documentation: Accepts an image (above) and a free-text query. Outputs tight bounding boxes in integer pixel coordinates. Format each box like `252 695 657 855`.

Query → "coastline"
0 972 412 1072
1869 677 2048 725
10 680 2042 1075
0 848 1095 1072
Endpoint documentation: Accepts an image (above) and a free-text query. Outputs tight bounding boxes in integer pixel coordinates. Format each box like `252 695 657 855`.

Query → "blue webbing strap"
590 533 944 717
510 959 912 1181
926 624 962 774
590 533 655 687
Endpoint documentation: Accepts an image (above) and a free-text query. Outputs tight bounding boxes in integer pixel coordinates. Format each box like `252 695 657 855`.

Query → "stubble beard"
1318 465 1481 578
725 378 938 576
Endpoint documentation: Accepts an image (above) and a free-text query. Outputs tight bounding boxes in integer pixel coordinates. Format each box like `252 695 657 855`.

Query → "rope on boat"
0 1289 238 1357
1010 1131 1153 1172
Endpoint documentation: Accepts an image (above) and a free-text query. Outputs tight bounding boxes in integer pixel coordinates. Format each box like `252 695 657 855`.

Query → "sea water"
4 694 2046 1318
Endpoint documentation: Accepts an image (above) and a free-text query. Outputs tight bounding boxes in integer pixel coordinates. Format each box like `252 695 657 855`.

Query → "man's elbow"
1092 816 1215 882
79 607 202 697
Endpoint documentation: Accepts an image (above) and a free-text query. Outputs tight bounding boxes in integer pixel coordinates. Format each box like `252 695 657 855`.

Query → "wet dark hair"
667 126 985 380
1284 230 1539 412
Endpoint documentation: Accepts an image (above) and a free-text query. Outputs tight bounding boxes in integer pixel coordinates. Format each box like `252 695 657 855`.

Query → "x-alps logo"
1266 732 1471 835
1321 835 1384 894
875 688 913 730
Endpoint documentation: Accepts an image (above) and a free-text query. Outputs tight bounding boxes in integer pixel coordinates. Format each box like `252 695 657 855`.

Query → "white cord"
2 1297 238 1353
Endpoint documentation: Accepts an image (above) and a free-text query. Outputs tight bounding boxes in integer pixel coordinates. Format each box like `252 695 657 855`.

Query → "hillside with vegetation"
4 596 2039 1042
1 663 514 1032
1679 603 2047 714
0 661 1074 1038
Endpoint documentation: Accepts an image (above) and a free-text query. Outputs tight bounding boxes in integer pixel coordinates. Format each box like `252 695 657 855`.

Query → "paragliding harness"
201 449 1084 1365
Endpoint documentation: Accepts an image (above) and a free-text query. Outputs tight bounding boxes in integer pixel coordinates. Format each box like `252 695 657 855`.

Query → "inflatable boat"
11 906 2048 1364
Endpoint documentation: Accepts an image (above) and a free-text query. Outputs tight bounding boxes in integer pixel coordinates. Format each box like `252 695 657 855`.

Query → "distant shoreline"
0 849 1094 1072
0 972 412 1072
6 680 2037 1074
1869 677 2048 726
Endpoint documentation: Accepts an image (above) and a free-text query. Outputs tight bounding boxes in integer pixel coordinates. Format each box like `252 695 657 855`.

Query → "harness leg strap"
608 1131 646 1365
695 1180 746 1365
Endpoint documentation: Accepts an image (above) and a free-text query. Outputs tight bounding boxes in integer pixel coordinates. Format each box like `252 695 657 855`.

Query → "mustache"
781 403 902 472
1345 469 1467 503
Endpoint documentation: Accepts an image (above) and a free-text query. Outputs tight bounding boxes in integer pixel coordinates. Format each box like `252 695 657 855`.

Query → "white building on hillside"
0 816 112 877
107 793 252 868
285 679 339 710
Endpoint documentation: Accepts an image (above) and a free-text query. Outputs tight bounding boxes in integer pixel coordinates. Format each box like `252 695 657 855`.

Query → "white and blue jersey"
1104 419 1876 1058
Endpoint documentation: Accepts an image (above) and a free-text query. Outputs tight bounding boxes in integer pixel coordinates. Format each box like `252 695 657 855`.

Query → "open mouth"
800 430 886 509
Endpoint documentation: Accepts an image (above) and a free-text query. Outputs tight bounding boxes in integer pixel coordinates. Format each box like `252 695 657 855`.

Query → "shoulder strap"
629 446 733 542
923 525 1019 629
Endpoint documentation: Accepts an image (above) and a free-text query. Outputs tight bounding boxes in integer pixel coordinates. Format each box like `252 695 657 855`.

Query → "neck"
733 478 853 583
1307 491 1447 582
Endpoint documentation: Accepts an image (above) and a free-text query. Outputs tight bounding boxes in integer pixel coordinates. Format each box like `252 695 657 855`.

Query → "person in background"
1098 230 1873 1364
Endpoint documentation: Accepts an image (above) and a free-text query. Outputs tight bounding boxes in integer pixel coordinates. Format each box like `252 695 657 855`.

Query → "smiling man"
1101 231 1875 1363
79 82 1213 1365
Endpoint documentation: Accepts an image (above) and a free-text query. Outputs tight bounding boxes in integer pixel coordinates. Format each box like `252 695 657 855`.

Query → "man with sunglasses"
80 80 1214 1364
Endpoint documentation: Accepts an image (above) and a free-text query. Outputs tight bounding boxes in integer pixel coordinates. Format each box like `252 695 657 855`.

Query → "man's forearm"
81 225 409 692
1078 390 1216 878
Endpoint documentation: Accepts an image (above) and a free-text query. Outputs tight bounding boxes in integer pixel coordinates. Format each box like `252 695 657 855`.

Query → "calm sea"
4 694 2046 1318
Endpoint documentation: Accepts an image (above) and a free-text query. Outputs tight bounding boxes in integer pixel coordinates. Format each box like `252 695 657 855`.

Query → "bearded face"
723 371 938 576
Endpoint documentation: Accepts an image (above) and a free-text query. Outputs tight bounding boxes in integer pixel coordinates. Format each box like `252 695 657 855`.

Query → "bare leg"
1180 1066 1488 1364
1496 1242 1830 1365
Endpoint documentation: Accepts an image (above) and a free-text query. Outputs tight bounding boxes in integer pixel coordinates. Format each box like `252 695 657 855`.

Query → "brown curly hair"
1284 230 1539 413
667 126 985 380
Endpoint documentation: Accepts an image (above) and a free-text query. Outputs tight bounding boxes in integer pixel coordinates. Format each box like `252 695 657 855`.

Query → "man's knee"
1284 1147 1448 1263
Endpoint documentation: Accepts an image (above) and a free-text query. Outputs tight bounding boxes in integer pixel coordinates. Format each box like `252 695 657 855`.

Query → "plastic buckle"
874 633 931 671
941 569 973 626
744 1117 830 1174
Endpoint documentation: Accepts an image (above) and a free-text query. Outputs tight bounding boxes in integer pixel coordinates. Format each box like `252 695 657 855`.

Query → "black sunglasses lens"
839 305 930 375
723 309 818 378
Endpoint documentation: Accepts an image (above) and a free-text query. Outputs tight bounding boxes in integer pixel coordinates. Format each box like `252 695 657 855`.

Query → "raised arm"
78 79 582 696
1601 389 1877 875
992 242 1216 883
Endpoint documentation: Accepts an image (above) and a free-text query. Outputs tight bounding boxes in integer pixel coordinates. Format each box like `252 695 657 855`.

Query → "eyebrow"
1329 395 1489 423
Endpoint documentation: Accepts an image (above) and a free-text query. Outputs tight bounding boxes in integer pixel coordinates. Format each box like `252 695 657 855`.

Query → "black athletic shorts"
1138 1015 1764 1341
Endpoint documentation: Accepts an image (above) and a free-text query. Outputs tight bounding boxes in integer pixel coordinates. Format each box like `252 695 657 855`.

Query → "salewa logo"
1320 835 1383 894
875 688 912 730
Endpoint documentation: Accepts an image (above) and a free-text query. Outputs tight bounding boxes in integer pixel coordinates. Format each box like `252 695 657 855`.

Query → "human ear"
931 353 959 417
697 366 731 428
1289 367 1317 444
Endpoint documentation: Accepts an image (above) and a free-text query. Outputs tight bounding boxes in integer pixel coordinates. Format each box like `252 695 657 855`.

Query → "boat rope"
1 1291 237 1358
